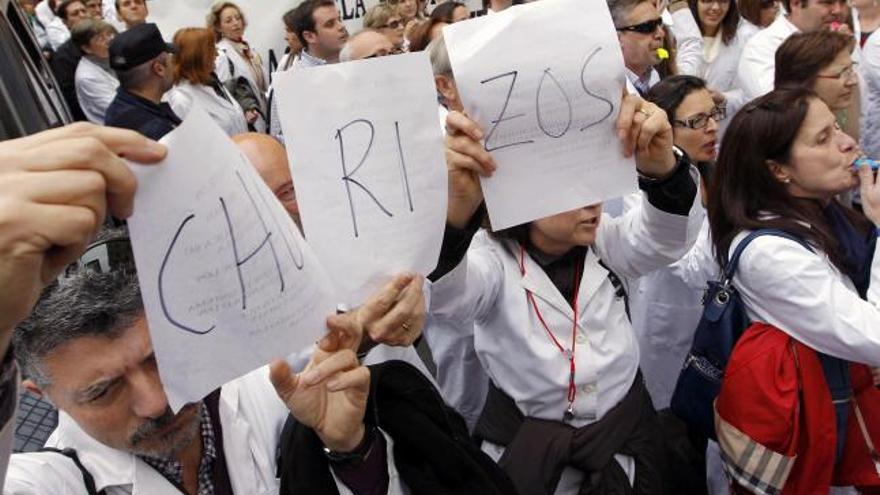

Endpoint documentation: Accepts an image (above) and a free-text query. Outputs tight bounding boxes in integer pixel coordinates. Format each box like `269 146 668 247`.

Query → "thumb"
269 359 300 402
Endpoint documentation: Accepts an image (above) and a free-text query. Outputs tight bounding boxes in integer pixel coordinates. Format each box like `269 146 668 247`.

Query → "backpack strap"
723 229 814 281
38 447 106 495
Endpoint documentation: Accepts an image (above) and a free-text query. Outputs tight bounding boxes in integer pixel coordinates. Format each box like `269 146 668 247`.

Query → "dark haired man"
737 0 847 100
47 0 88 50
608 0 667 96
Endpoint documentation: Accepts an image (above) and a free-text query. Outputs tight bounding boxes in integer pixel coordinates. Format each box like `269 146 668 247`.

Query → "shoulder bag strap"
38 447 106 495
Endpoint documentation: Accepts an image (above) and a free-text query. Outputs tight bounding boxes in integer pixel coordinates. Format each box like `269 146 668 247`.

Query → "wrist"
639 150 678 180
322 423 367 454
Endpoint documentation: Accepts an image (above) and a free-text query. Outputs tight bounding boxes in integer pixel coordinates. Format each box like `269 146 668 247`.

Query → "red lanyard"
518 243 583 420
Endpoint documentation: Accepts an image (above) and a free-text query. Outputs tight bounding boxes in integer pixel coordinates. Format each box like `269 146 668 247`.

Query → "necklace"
518 242 583 421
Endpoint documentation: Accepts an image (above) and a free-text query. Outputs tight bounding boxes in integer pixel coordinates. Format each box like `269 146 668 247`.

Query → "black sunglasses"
616 18 663 34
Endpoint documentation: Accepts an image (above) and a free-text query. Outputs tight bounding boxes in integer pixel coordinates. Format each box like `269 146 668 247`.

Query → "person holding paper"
0 122 167 491
430 92 701 493
3 227 449 494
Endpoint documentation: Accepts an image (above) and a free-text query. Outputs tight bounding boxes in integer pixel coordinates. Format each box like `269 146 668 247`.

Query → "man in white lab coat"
46 0 89 50
737 0 846 101
3 229 424 494
608 0 667 96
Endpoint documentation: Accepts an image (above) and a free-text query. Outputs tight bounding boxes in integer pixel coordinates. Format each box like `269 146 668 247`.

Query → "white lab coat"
46 17 70 51
215 38 269 133
736 15 799 102
4 365 407 494
166 81 249 137
429 173 703 493
35 0 55 29
671 12 759 121
666 7 704 78
730 230 880 367
75 56 119 124
861 30 880 159
630 209 709 409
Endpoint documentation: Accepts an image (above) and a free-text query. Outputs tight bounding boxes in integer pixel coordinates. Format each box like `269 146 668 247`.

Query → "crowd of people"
2 0 880 493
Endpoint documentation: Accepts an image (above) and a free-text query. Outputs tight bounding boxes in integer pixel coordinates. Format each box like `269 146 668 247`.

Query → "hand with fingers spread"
445 111 496 228
269 336 371 453
0 123 166 352
327 272 427 354
616 93 677 179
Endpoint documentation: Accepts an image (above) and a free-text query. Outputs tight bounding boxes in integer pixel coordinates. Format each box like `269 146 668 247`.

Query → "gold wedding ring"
401 321 413 333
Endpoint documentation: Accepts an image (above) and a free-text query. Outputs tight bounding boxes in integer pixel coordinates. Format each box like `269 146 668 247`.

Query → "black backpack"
669 229 814 440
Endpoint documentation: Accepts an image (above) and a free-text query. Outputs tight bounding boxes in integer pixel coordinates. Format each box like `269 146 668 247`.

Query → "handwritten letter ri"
127 108 336 411
274 53 447 306
444 0 637 230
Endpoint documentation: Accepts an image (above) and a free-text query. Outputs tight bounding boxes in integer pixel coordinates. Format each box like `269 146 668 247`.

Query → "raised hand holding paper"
443 0 637 229
274 52 447 306
127 108 336 411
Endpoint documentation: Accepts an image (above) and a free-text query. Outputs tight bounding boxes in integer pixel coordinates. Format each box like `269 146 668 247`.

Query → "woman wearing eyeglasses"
775 31 860 141
669 0 758 133
363 3 407 52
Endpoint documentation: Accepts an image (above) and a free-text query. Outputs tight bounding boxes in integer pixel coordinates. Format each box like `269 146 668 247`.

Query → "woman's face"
780 98 859 201
672 89 720 163
452 5 469 22
219 6 245 41
379 15 405 47
812 49 858 112
528 204 603 255
85 30 115 59
698 0 730 34
398 0 417 20
759 0 779 27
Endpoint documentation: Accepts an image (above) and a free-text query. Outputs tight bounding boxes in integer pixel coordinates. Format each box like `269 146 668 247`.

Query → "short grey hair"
426 34 452 77
606 0 650 28
14 228 143 388
70 18 116 49
338 28 382 62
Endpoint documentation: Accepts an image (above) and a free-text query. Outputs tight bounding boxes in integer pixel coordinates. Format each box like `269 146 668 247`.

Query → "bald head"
339 29 394 62
232 133 300 228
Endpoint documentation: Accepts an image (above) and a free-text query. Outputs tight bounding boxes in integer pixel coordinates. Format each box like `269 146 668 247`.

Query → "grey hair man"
607 0 665 96
5 227 427 493
339 29 395 62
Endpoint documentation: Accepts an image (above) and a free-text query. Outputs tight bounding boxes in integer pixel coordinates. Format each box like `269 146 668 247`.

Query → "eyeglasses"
62 237 135 279
698 0 730 4
816 62 859 82
674 106 726 130
382 19 403 29
616 18 663 35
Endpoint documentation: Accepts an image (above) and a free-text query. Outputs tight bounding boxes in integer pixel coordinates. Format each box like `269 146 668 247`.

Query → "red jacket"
715 322 880 494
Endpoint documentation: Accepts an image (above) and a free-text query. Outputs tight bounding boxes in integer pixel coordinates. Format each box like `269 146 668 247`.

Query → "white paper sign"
127 108 336 411
443 0 637 230
275 53 447 306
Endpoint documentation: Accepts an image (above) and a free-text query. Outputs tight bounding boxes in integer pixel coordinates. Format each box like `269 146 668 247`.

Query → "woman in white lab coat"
166 27 248 137
430 95 703 494
862 30 880 160
208 1 268 133
670 0 758 127
72 19 118 124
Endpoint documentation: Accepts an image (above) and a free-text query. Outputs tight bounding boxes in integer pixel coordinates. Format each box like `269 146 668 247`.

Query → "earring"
783 178 792 184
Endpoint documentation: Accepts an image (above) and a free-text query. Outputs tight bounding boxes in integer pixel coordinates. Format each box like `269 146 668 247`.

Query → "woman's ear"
767 159 792 184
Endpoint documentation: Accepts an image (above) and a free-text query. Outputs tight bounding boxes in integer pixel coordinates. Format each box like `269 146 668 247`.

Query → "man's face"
234 134 301 229
18 0 36 16
790 0 845 32
117 0 147 27
33 317 201 457
348 31 394 60
85 0 102 18
63 1 89 28
305 5 349 58
616 2 665 76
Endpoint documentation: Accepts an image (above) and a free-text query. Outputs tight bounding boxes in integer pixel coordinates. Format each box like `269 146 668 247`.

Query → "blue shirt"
104 88 182 141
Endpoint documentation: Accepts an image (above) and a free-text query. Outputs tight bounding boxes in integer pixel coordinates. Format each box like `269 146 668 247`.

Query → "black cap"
109 23 175 71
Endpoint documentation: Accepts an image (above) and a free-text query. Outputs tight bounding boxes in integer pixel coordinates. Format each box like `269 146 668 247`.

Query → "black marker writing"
394 121 414 212
480 71 534 152
248 169 305 270
159 214 216 335
336 119 394 238
535 68 572 139
579 46 615 132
